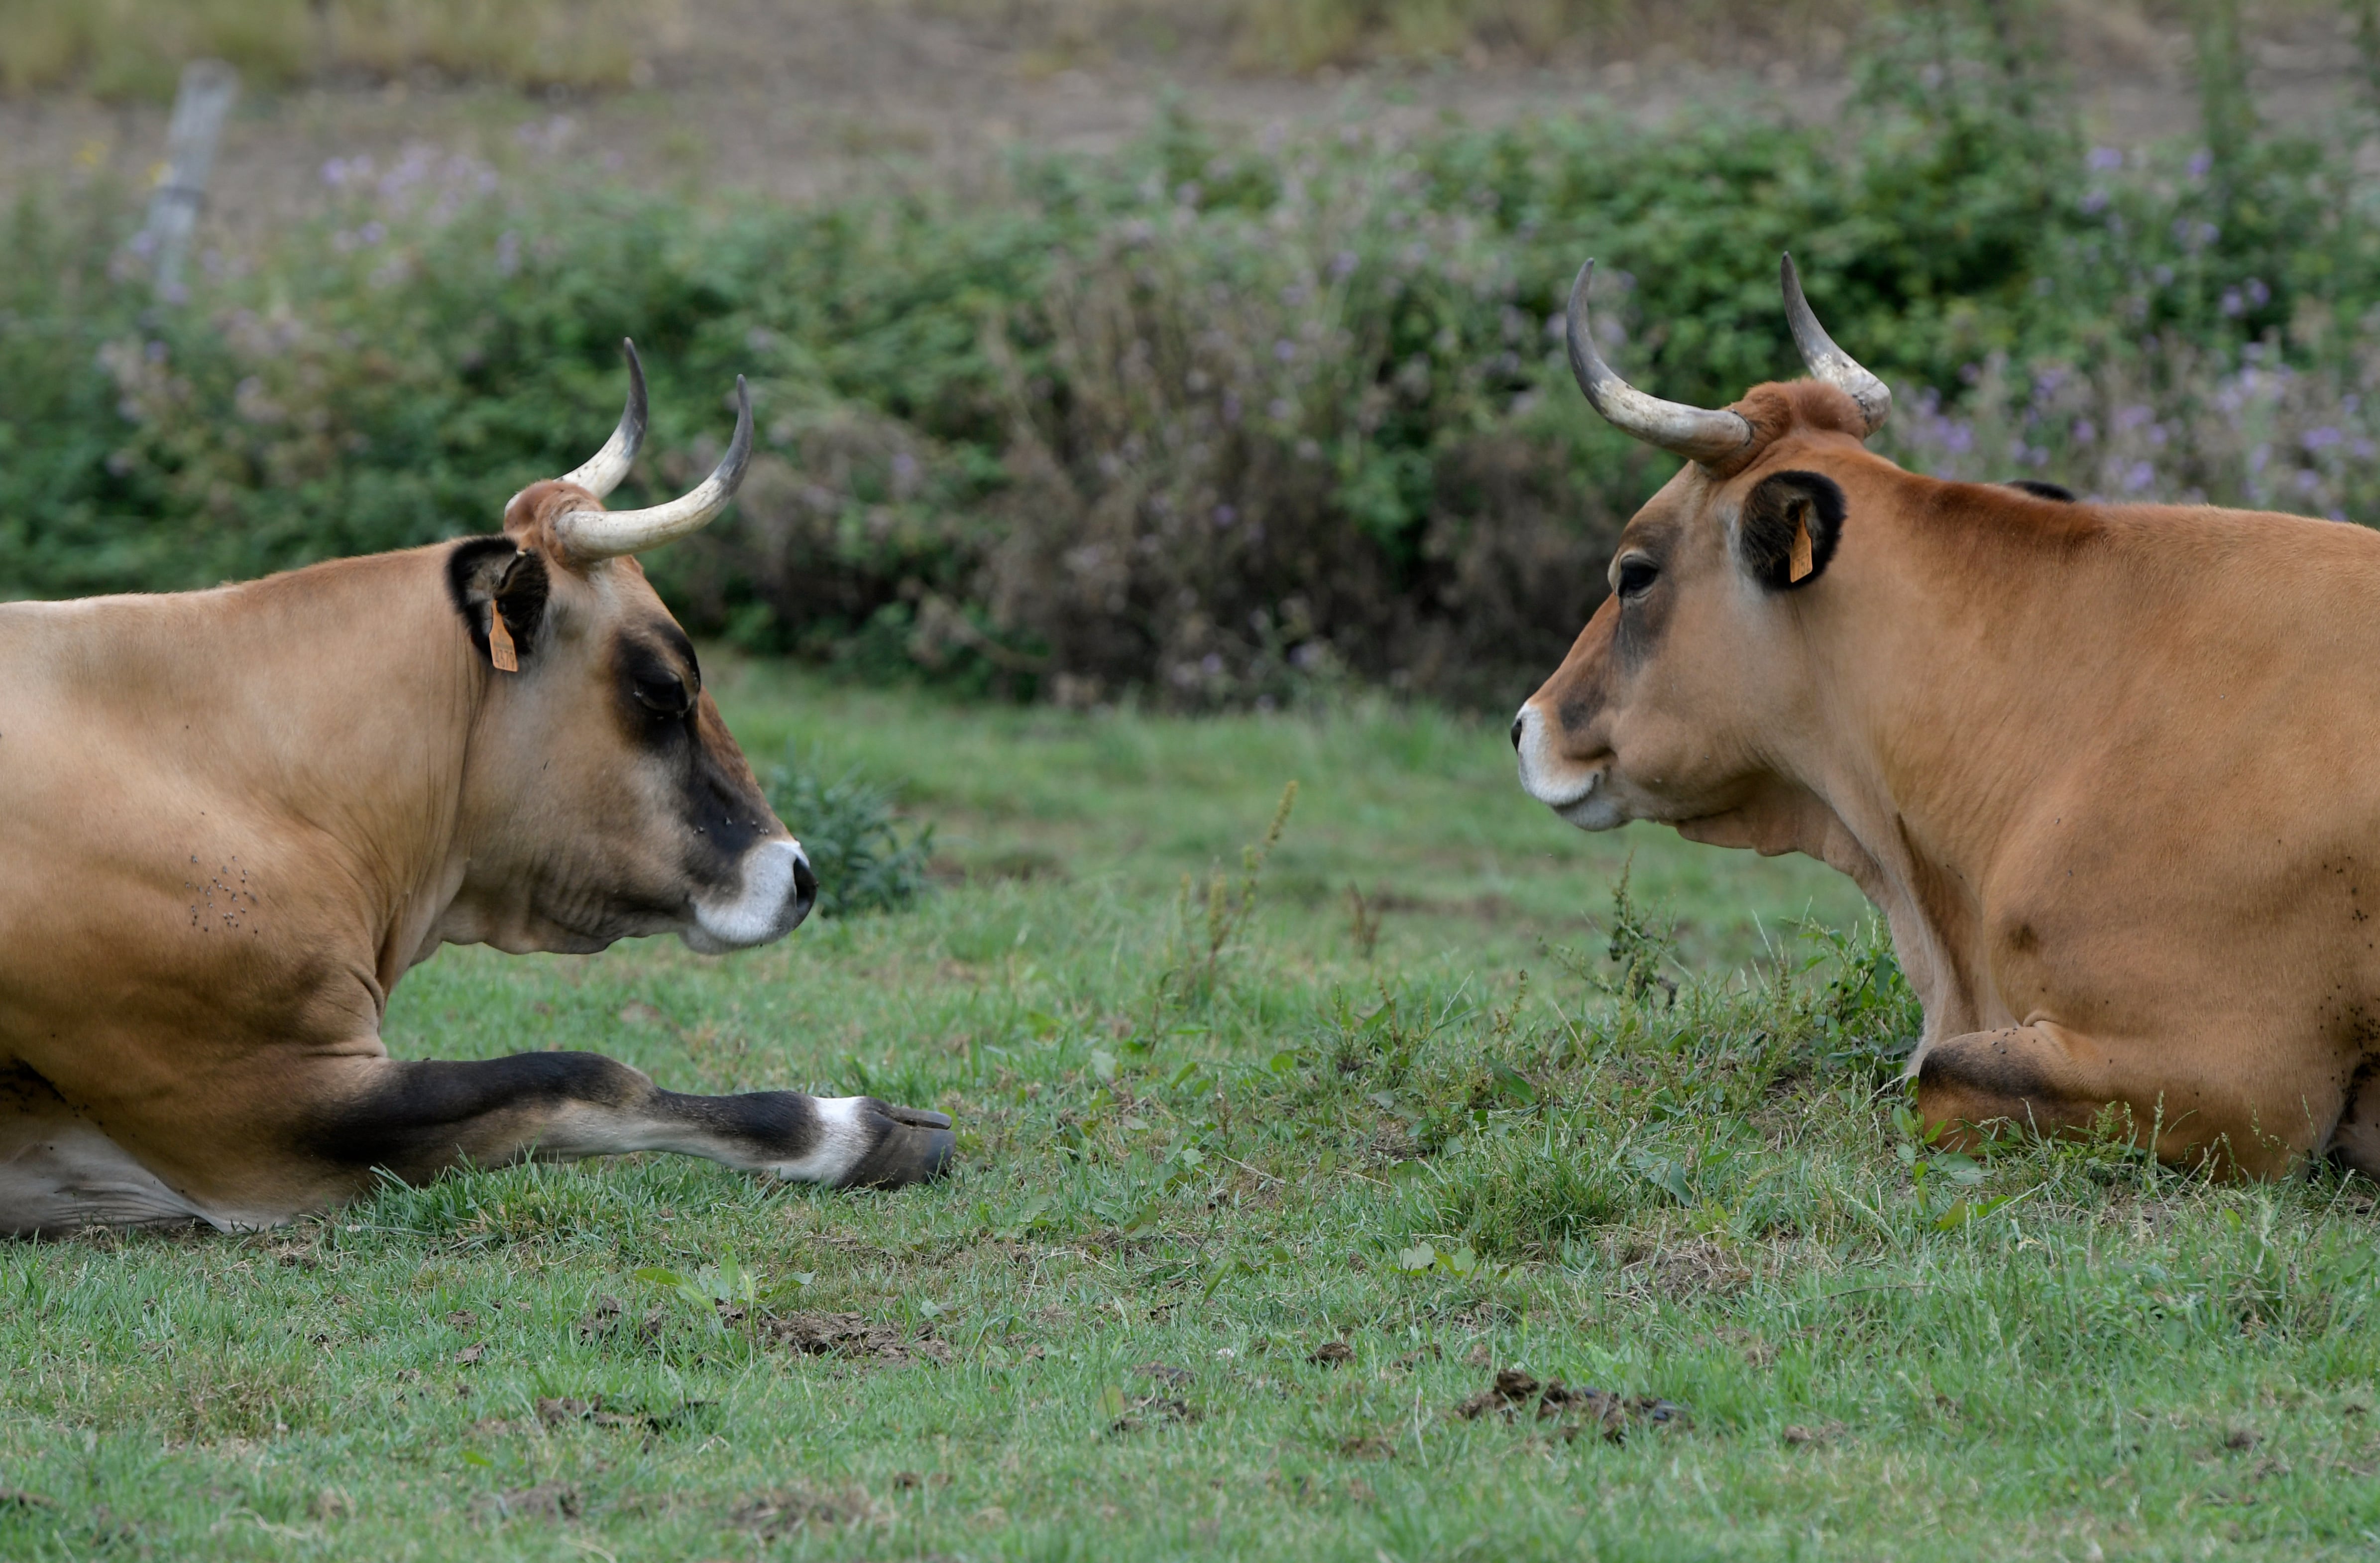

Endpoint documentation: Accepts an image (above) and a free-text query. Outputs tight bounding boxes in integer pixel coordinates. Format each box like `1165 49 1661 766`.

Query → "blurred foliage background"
5 0 2380 704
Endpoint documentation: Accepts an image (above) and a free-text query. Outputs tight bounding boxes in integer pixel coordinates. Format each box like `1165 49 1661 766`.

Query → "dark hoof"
838 1099 956 1190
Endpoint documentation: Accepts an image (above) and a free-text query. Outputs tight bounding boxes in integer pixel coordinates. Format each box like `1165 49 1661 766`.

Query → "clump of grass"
765 751 935 919
1156 779 1296 1005
1431 1133 1634 1258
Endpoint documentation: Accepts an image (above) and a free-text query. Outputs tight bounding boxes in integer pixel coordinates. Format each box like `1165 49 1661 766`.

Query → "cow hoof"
837 1099 956 1190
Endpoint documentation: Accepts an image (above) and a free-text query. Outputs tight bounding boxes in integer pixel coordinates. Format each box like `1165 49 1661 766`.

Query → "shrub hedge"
6 7 2379 704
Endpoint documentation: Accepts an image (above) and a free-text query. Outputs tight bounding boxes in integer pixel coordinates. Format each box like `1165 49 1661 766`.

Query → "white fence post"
139 59 240 301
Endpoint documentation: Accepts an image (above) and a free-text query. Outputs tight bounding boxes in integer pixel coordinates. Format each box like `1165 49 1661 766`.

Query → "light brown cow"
1515 256 2380 1179
0 346 952 1234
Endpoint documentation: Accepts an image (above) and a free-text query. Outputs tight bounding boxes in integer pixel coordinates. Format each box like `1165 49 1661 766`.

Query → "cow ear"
1738 470 1846 591
447 537 552 669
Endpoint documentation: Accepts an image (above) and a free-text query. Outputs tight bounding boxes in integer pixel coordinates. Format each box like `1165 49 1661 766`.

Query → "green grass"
4 664 2378 1561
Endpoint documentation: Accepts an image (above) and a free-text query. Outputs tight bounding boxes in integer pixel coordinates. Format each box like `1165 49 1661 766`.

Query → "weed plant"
764 749 936 920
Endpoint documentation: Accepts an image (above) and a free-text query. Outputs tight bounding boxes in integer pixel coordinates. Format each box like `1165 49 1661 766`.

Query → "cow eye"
634 673 692 717
1616 557 1660 598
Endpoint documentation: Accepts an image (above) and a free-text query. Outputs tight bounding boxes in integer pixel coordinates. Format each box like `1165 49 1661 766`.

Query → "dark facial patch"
614 630 699 737
446 537 552 664
2002 480 2077 503
1738 470 1846 590
611 624 771 885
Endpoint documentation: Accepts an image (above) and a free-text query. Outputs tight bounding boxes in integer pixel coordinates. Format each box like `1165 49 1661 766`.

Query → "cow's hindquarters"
0 1067 215 1235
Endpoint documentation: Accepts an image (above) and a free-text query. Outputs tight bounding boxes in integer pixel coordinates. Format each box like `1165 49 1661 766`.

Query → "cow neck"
208 547 481 1005
1805 469 2098 1039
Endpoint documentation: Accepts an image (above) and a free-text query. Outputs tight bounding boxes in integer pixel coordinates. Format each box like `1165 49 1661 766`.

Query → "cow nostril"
1509 714 1526 751
791 853 818 905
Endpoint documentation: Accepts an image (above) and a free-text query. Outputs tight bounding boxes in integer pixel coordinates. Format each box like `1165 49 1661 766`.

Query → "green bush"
7 3 2380 704
764 752 935 919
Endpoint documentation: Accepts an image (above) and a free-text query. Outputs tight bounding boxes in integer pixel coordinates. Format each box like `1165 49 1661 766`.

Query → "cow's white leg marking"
758 1095 875 1184
538 1094 875 1184
685 839 813 952
0 1115 217 1235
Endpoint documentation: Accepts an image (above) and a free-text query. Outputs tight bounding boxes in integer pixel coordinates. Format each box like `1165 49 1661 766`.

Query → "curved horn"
553 375 753 561
1781 254 1890 434
555 338 648 498
1565 259 1752 465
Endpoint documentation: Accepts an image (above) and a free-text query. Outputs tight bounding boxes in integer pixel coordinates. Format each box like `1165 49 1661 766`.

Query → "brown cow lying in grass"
0 347 952 1234
1515 255 2380 1180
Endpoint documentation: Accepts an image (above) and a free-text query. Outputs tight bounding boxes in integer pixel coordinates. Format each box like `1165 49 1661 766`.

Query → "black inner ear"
1738 470 1847 591
2002 479 2077 502
445 536 552 663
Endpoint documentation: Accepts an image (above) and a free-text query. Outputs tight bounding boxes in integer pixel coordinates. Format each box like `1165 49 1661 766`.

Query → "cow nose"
790 845 818 920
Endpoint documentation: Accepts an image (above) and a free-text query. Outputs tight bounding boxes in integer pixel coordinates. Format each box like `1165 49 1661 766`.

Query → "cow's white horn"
555 338 648 498
1781 253 1891 435
1565 260 1753 465
553 375 753 561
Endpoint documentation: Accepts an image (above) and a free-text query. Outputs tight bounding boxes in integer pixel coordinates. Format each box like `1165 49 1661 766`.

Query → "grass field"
3 663 2377 1562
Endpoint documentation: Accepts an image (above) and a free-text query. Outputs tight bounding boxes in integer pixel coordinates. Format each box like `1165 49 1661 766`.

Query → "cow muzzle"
684 840 818 953
1512 702 1626 831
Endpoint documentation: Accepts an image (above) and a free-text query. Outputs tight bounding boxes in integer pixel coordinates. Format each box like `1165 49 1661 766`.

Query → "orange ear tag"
488 609 519 672
1788 515 1814 583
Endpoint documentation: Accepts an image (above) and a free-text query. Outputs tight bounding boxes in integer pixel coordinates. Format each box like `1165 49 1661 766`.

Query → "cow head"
441 344 815 956
1512 257 1894 841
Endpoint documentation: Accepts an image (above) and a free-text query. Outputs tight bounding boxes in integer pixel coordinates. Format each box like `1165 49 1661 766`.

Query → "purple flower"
2187 149 2213 180
1214 504 1238 528
2087 146 2124 171
2245 277 2270 307
2221 289 2244 317
1273 339 1295 362
2081 190 2109 216
1330 250 1358 279
2071 418 2097 445
2296 469 2322 494
2123 461 2155 492
2303 427 2344 451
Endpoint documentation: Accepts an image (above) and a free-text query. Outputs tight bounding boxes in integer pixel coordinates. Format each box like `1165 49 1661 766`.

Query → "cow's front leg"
1913 1022 2313 1178
299 1053 955 1195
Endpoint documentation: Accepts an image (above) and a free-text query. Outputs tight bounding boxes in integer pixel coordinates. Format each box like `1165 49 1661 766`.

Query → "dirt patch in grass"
1619 1235 1754 1302
730 1485 880 1538
472 1482 578 1523
754 1311 952 1365
1454 1368 1689 1444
